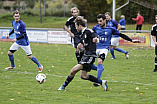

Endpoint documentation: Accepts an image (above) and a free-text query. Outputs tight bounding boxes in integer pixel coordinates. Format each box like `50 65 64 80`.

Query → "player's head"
105 12 111 21
71 7 79 17
75 16 87 33
13 10 20 23
97 14 106 28
121 15 125 19
137 12 141 15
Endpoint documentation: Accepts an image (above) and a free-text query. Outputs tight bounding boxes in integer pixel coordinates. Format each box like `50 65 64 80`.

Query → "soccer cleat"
5 66 15 70
125 52 129 59
93 82 100 87
38 65 43 72
58 85 65 90
153 69 157 72
101 80 108 91
110 57 115 59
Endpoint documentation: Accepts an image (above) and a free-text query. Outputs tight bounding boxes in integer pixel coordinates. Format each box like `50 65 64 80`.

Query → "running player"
58 16 108 91
105 12 129 59
64 7 83 63
5 10 43 72
93 14 140 86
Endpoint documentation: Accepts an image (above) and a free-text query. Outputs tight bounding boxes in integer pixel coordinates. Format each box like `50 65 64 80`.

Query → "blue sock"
115 47 127 54
110 48 115 59
97 64 104 79
9 55 15 67
31 56 41 67
92 64 97 70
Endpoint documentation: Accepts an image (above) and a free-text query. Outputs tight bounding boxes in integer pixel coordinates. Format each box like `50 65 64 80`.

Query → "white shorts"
96 49 109 58
9 42 32 55
111 37 121 46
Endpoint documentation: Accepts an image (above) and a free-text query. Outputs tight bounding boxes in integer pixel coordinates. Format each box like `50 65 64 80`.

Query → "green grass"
0 41 157 104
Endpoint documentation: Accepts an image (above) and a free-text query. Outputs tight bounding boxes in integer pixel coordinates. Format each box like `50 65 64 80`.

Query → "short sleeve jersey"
12 20 29 46
93 25 120 50
107 19 120 38
151 24 157 40
80 28 97 56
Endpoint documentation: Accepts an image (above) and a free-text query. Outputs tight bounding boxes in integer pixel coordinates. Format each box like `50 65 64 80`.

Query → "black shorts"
79 56 96 72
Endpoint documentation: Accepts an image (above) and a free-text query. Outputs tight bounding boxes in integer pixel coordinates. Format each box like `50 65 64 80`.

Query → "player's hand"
155 42 157 46
93 37 98 43
132 40 141 43
70 33 75 38
12 39 17 43
6 35 9 39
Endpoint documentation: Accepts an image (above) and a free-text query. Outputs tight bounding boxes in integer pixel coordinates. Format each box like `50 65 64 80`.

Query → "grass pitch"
0 41 157 104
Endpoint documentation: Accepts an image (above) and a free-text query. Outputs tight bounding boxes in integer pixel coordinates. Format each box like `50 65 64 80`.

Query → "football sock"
63 75 74 87
110 48 115 59
75 51 80 63
155 57 157 69
9 55 15 67
97 64 103 79
115 47 127 54
31 56 41 67
92 64 97 70
87 75 102 84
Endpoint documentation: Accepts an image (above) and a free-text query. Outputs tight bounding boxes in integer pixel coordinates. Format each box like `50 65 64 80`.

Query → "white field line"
2 70 157 86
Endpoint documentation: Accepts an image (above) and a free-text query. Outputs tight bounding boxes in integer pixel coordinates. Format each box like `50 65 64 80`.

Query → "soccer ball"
36 73 46 84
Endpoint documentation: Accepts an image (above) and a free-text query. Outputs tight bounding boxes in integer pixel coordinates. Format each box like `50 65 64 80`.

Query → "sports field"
0 41 157 104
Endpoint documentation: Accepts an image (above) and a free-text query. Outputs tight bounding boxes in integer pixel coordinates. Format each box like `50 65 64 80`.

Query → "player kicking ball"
58 16 108 91
5 10 43 72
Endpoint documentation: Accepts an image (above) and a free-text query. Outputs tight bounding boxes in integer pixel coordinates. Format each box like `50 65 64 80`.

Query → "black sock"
63 75 74 87
75 51 80 63
155 57 157 69
87 75 99 83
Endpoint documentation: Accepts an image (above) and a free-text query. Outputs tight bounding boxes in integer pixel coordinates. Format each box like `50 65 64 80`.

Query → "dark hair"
97 14 106 20
75 16 87 27
13 10 20 16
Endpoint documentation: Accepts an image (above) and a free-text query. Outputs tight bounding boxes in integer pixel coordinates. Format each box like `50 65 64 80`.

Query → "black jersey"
80 28 97 57
65 16 80 36
151 24 157 40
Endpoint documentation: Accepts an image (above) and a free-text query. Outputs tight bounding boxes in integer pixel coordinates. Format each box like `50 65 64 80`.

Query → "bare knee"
7 51 13 55
80 74 87 80
97 58 103 65
27 55 33 59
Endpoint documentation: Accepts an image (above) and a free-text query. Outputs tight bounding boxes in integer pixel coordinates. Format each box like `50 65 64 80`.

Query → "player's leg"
153 46 157 72
75 48 81 63
21 45 43 72
91 64 97 71
110 38 116 59
5 43 19 70
58 64 83 90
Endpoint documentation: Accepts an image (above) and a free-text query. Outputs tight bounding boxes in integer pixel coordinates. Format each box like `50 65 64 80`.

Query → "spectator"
132 12 144 33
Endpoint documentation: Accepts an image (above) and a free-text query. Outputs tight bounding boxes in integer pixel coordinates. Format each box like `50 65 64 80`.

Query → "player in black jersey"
151 15 157 72
64 7 83 63
58 16 108 91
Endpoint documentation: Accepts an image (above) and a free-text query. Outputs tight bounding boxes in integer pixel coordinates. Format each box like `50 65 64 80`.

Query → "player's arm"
118 33 140 43
151 29 157 45
117 24 122 31
64 23 74 38
6 29 14 39
12 32 26 42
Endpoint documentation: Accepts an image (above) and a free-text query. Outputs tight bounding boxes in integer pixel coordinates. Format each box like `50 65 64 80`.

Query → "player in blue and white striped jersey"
5 10 43 72
151 15 157 72
92 14 140 86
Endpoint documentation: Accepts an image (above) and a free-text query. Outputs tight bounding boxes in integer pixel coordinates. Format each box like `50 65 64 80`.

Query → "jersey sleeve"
111 27 120 35
151 26 156 36
20 21 26 33
112 19 118 27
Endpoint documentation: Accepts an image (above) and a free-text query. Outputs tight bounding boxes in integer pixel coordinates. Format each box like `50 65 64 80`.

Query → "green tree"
72 0 111 22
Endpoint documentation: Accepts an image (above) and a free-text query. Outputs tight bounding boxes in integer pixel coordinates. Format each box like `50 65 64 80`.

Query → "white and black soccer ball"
36 73 46 84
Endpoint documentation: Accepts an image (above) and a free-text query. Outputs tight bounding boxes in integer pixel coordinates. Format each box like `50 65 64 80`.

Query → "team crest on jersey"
105 32 108 35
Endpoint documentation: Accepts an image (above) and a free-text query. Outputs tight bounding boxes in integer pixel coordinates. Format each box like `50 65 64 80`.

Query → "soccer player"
64 7 84 63
151 15 157 72
58 16 108 91
92 14 140 86
5 10 43 72
105 12 129 59
119 15 126 30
